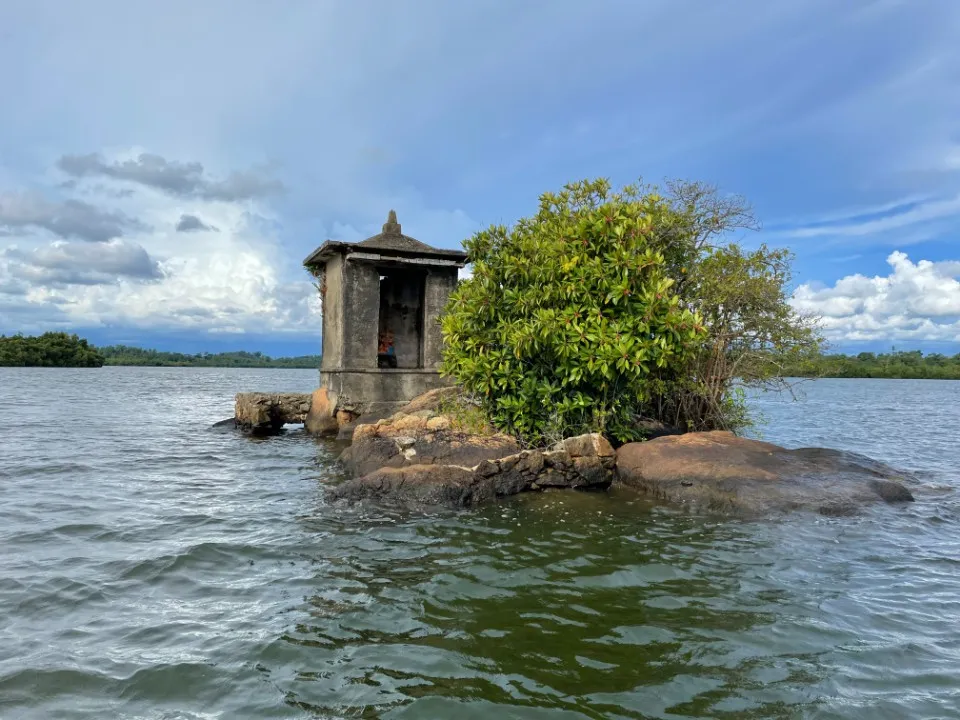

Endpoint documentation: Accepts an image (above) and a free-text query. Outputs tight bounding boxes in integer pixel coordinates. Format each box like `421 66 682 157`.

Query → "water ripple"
0 369 958 718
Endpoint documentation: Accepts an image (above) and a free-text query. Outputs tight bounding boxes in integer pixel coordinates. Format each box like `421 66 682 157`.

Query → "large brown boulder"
328 433 616 507
339 389 521 478
616 430 915 516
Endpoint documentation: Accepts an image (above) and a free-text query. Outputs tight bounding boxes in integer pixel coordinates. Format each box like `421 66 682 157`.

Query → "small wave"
53 522 110 537
117 662 221 702
6 462 97 477
11 577 109 617
108 541 295 584
0 667 115 704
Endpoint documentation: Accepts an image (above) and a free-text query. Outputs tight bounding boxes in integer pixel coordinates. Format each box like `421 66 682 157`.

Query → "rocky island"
226 386 916 517
226 188 919 519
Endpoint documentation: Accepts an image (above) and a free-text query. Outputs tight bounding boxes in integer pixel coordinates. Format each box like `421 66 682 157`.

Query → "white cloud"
4 239 161 285
786 195 960 239
57 152 283 201
0 191 144 242
792 251 960 341
1 1 958 349
0 146 479 339
0 150 320 336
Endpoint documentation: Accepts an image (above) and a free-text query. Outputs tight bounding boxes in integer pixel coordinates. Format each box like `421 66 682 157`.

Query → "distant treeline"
784 350 960 380
0 333 105 367
0 334 321 368
98 345 321 368
5 332 957 377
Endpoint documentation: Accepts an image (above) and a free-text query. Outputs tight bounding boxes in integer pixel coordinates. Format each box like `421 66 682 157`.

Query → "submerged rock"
615 431 915 516
210 417 238 431
328 433 616 507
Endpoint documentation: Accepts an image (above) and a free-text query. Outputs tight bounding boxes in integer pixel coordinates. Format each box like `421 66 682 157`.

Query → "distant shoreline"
1 333 322 369
4 333 959 378
782 350 960 380
1 361 321 369
102 361 319 369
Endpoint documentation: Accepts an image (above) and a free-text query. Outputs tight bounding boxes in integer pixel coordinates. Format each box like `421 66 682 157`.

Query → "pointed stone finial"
382 209 401 236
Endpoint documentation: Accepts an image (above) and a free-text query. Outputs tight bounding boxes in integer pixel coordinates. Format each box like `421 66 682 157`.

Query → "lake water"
1 368 959 719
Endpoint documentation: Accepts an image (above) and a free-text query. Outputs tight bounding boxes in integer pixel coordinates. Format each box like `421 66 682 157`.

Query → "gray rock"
234 392 312 434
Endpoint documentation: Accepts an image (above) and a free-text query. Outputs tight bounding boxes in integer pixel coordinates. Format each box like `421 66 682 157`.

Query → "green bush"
441 178 823 444
440 179 707 444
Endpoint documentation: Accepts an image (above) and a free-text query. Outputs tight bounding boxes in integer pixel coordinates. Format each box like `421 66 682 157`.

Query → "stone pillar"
320 255 344 371
341 258 380 370
422 268 458 369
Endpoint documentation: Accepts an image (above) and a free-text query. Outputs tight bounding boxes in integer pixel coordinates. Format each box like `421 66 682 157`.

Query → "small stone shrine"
301 211 468 433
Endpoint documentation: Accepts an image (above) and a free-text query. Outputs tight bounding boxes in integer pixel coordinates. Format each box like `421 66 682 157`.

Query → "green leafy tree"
619 179 823 431
441 179 707 444
0 332 105 367
663 243 823 430
441 178 824 444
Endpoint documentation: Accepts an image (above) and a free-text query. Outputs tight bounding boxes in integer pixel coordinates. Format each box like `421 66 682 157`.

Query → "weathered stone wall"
316 368 454 429
340 259 380 370
422 268 458 369
320 254 344 371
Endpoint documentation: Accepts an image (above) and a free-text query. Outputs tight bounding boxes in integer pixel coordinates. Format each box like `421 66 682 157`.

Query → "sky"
1 0 959 356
